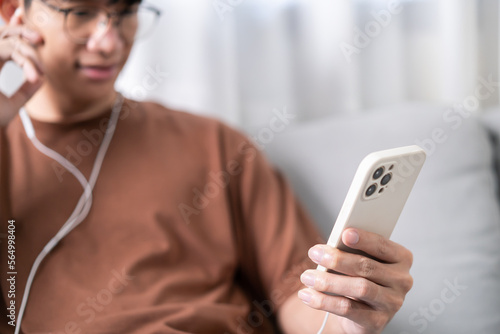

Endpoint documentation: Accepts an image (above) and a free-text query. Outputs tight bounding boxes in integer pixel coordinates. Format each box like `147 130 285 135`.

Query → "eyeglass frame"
32 0 162 44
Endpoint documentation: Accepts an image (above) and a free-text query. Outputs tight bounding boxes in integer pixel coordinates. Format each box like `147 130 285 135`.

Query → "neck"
25 85 118 124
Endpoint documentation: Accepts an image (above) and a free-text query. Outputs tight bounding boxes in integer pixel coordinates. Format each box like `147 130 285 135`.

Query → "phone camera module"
373 167 384 180
365 184 377 197
381 173 392 186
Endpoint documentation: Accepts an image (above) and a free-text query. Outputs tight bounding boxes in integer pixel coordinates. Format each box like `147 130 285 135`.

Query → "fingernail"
344 229 359 245
25 65 38 83
298 289 312 304
308 246 324 264
300 272 316 288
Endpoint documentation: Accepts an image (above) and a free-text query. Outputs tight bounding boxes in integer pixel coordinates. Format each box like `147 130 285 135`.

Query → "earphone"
15 94 123 334
13 8 23 20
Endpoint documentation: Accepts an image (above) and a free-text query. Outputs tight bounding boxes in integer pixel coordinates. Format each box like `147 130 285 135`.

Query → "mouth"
77 63 119 81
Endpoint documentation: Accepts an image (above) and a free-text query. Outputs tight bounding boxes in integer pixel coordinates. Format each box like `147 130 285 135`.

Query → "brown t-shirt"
0 100 321 333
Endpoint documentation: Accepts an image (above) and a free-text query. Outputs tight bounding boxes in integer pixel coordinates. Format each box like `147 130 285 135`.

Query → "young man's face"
23 0 138 101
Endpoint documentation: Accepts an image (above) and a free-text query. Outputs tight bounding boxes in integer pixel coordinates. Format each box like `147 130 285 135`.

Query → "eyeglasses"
34 0 161 44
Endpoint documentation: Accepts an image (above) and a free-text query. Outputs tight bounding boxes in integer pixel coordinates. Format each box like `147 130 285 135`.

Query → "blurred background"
1 0 499 130
116 0 500 131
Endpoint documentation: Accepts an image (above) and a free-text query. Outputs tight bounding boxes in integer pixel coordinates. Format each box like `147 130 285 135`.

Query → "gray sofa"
265 103 500 333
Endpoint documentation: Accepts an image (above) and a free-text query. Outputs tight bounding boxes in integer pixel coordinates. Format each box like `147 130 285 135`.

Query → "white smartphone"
318 145 426 271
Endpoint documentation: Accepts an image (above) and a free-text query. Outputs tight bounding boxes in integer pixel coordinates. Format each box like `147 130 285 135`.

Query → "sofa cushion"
265 103 500 334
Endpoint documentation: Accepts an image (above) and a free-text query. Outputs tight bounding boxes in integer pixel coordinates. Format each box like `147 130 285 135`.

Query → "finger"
0 26 43 45
308 246 410 288
298 288 389 331
342 228 413 265
8 38 45 74
300 270 399 310
310 245 402 287
7 79 44 112
10 49 41 83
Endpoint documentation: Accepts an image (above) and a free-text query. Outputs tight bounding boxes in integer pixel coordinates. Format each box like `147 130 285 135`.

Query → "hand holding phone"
0 8 44 125
300 146 424 333
318 145 426 271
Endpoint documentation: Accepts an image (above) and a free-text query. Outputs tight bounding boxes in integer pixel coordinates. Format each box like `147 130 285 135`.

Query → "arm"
278 228 413 334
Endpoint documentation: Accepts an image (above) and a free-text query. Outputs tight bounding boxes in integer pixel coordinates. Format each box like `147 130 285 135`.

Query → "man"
0 0 413 333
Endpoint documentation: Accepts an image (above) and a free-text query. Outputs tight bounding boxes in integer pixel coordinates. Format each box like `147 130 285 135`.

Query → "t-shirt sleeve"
220 124 324 310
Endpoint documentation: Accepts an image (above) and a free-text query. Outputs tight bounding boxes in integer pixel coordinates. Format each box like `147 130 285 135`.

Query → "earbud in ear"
9 7 23 24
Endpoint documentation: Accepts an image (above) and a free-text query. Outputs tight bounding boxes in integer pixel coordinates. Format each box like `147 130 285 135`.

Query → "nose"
86 17 124 54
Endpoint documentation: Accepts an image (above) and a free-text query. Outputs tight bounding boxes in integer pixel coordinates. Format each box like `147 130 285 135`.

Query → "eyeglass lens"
65 6 158 43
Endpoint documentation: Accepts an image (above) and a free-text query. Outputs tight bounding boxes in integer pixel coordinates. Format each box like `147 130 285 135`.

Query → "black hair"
24 0 143 9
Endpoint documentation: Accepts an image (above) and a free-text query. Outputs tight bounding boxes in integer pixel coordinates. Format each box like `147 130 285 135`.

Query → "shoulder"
126 99 251 149
131 100 216 127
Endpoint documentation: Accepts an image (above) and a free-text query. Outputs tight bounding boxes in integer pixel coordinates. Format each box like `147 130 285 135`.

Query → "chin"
69 83 117 103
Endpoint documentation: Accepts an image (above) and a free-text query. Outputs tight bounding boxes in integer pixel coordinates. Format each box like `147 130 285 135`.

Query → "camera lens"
373 167 384 180
365 184 377 197
381 173 392 186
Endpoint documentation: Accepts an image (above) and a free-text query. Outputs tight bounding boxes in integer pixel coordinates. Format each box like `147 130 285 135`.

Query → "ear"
1 0 21 23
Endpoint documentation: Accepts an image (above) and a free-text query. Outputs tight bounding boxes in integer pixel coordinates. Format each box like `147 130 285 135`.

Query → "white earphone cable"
316 312 329 334
15 94 123 334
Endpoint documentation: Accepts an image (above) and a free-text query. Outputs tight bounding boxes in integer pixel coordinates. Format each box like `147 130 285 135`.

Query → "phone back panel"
326 145 426 254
